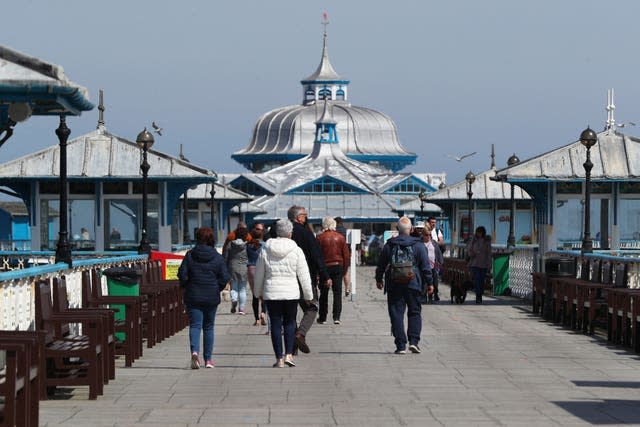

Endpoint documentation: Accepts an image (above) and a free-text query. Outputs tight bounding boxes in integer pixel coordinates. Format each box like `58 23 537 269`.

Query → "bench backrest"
614 263 628 288
34 279 57 344
600 261 613 285
589 258 602 283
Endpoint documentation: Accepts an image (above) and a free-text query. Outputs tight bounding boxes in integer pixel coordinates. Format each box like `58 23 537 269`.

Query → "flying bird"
616 121 636 128
152 121 163 136
446 152 476 162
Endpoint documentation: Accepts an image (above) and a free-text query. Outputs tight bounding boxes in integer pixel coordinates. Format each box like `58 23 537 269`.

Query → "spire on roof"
97 89 105 131
606 88 616 132
490 144 495 169
302 13 342 82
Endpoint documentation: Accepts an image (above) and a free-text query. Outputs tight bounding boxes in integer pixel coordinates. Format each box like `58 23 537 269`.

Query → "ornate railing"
0 254 147 331
0 250 139 272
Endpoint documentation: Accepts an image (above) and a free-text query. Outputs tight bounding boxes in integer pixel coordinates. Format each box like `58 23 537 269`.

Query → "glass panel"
495 209 510 244
104 199 158 250
39 181 60 194
69 199 95 250
475 210 493 239
132 182 159 194
40 199 59 250
620 183 640 194
103 182 128 194
591 182 612 194
557 182 582 194
556 199 583 247
69 182 95 194
619 199 640 241
515 210 533 243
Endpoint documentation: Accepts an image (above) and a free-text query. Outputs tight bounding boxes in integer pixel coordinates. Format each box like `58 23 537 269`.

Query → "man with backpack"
375 216 433 354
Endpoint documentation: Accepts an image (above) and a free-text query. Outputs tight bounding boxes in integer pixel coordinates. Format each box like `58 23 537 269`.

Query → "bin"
103 267 142 341
543 257 576 320
492 253 510 296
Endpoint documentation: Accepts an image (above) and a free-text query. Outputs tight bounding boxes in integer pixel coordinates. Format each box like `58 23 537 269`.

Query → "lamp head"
579 127 597 149
418 189 428 202
8 102 32 123
507 153 520 166
136 128 155 150
438 181 446 190
465 171 476 185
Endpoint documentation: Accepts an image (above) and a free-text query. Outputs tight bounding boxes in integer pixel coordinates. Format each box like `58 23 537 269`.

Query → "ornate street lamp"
580 127 598 254
418 189 428 220
54 116 72 266
136 128 154 254
465 171 475 241
210 185 216 229
507 154 520 249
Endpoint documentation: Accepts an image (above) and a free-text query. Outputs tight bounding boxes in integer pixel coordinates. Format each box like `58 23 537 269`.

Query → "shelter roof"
183 182 253 201
426 168 530 201
0 201 27 216
0 127 215 182
495 130 640 181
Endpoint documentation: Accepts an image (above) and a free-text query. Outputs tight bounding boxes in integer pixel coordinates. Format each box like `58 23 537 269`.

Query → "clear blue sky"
2 0 640 186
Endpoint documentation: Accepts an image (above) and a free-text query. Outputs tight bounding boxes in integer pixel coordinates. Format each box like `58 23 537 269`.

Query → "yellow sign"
165 259 182 280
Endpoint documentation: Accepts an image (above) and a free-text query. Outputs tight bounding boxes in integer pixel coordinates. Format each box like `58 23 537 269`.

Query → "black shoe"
434 294 440 302
295 332 310 354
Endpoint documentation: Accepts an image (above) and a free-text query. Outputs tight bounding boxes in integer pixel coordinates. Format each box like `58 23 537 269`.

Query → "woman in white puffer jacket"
254 218 313 368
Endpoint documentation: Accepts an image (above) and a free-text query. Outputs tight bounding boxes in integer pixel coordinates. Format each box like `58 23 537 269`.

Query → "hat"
414 221 425 229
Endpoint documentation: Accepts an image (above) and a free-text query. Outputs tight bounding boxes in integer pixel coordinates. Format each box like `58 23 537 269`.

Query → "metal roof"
0 201 27 216
232 101 416 171
0 127 215 181
426 167 531 201
495 130 640 181
0 45 93 117
182 182 253 201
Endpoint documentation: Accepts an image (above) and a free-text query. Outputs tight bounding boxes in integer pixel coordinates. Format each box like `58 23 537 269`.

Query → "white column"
347 229 361 301
158 224 172 252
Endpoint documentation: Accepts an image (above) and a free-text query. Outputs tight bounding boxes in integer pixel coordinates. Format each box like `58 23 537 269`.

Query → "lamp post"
136 128 154 254
507 154 520 249
465 171 475 241
418 189 427 220
54 116 72 266
210 185 216 229
580 127 598 254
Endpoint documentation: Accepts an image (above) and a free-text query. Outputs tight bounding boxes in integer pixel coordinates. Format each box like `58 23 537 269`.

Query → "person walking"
224 227 249 314
466 226 492 304
287 205 331 354
178 227 230 369
375 216 432 354
317 216 350 324
247 222 267 325
421 226 444 303
254 218 314 368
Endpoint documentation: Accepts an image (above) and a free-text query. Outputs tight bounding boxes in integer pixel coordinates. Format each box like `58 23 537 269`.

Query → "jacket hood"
389 235 422 247
190 244 218 262
264 238 299 261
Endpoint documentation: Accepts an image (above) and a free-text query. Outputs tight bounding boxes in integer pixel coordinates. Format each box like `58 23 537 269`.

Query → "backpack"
389 244 415 285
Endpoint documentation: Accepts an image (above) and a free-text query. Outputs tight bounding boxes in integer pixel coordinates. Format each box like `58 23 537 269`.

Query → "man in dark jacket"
178 227 230 369
376 216 432 354
288 205 331 353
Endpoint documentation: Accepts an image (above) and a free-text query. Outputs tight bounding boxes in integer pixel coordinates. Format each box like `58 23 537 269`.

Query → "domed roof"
232 101 416 172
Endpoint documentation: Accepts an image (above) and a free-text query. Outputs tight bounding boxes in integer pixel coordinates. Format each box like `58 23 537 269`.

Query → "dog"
450 280 470 304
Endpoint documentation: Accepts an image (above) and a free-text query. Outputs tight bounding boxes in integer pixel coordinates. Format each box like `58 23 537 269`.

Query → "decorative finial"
606 88 615 132
490 144 496 169
97 89 105 130
322 11 329 37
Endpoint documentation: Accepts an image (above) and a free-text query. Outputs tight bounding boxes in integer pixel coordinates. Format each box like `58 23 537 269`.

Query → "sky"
2 0 640 189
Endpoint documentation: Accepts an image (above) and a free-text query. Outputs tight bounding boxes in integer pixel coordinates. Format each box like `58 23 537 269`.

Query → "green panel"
492 254 510 296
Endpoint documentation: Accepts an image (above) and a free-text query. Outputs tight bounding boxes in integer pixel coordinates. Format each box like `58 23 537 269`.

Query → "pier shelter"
494 128 640 255
0 123 217 252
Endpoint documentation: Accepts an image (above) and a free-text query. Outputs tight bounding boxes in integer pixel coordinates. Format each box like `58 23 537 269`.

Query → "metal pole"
582 146 594 254
467 187 473 241
54 116 72 266
507 183 516 248
138 145 151 254
210 187 216 229
183 189 190 243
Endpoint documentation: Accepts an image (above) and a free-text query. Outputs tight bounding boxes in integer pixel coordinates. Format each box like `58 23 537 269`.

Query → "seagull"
152 121 163 136
616 121 636 128
446 152 476 162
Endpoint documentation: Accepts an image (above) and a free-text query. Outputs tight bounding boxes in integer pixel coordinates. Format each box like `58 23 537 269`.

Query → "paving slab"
40 266 640 426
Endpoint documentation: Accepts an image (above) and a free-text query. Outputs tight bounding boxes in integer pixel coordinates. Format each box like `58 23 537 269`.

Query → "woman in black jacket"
178 227 230 369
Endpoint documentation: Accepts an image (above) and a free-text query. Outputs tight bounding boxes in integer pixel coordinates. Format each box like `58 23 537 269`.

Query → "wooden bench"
34 280 104 400
82 269 143 366
0 331 42 427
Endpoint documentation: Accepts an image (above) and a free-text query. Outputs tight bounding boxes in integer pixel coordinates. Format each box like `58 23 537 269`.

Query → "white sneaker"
409 344 422 354
334 320 341 325
190 352 200 369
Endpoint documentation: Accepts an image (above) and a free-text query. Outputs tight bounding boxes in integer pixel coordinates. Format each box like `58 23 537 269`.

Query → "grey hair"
397 216 412 235
287 205 304 222
322 216 336 231
275 218 293 237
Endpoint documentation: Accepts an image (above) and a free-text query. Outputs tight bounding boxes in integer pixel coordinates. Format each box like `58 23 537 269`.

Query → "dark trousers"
266 300 298 358
297 275 319 336
471 267 487 299
387 285 422 350
318 265 343 322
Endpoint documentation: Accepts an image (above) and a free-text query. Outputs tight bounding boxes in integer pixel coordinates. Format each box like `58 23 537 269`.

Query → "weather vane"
322 12 329 35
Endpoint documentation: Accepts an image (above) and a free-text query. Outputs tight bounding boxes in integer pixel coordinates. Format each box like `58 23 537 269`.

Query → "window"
619 199 640 241
103 182 128 194
291 177 359 193
39 182 60 194
104 199 158 250
386 177 430 194
557 182 582 194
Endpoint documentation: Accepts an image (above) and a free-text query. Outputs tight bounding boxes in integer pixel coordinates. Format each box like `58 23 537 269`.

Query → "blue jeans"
387 286 422 350
230 274 247 311
266 300 298 358
187 303 218 361
471 267 487 299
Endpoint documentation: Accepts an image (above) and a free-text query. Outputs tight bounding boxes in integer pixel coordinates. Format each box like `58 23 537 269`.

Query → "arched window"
305 88 315 101
319 88 331 100
336 89 345 100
